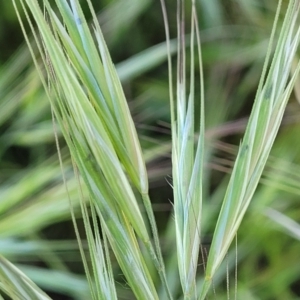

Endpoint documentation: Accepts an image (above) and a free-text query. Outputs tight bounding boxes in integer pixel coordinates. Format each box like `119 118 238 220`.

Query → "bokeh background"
1 1 300 299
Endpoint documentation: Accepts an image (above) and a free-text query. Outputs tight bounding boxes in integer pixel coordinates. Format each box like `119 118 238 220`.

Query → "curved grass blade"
0 255 51 300
200 1 300 297
13 0 171 298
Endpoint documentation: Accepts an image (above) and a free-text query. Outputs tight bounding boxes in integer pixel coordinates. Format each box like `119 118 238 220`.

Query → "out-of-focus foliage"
0 0 300 299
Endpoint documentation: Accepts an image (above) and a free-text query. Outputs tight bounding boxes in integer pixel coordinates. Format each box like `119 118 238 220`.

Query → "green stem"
142 193 173 300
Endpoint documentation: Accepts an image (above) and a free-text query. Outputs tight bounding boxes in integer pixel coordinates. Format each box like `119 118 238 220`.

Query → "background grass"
1 0 300 299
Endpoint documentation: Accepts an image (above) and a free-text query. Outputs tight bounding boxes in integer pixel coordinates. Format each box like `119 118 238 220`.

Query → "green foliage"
0 0 300 299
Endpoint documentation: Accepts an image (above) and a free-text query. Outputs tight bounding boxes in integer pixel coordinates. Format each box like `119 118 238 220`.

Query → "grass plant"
0 0 299 299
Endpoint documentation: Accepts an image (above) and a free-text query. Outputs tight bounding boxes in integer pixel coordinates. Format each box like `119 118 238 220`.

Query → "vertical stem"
142 193 173 300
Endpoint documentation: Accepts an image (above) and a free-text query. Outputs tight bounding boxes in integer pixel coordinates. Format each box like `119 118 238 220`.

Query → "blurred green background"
1 0 300 299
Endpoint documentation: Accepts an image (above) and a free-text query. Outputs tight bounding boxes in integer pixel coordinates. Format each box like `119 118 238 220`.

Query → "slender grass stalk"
200 0 300 298
83 4 172 296
161 0 205 298
13 0 172 298
6 0 300 299
0 255 51 300
160 0 300 299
